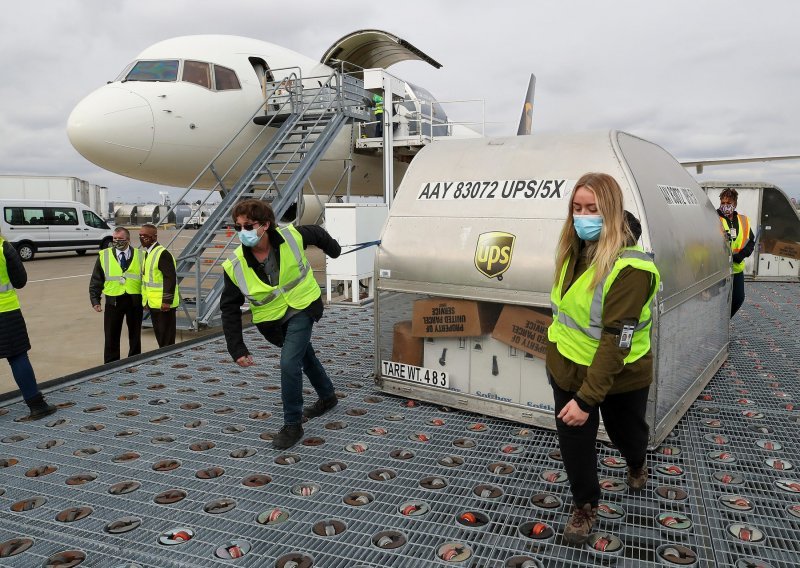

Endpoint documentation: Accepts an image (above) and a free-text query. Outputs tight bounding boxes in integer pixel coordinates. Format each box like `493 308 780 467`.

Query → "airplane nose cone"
67 86 154 175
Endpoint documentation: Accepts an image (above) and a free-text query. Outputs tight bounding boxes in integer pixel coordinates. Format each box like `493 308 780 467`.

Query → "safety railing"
151 68 369 329
355 97 485 145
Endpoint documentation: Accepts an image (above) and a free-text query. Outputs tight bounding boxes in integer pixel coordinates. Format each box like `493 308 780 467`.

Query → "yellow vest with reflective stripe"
142 245 180 308
548 246 660 366
720 214 750 274
373 93 384 114
99 247 142 296
0 238 21 313
222 225 320 323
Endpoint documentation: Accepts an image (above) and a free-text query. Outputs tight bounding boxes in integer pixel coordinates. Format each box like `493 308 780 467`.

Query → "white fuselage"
67 35 401 194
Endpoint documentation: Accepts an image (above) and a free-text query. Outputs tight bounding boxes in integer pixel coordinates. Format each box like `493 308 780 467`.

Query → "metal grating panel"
0 282 798 567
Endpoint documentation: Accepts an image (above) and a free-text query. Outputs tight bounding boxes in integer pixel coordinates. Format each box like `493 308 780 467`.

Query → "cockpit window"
182 60 211 89
117 59 240 92
214 65 241 90
125 60 179 82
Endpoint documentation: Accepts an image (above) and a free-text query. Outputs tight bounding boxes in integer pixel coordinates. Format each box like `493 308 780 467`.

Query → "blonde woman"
546 173 660 544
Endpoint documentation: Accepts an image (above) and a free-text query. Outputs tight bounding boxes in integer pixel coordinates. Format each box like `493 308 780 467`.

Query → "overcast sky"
1 0 798 204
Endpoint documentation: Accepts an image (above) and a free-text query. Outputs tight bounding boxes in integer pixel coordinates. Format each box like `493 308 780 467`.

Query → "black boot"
272 423 303 450
303 396 339 419
23 394 57 421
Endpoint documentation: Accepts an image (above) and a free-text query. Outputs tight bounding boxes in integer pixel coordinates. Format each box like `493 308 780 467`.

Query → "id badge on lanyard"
619 324 635 349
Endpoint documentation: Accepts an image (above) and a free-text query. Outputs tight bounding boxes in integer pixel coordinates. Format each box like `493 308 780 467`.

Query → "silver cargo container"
374 130 731 447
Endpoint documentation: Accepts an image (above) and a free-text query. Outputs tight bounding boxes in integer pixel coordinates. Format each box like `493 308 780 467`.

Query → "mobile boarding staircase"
156 70 372 330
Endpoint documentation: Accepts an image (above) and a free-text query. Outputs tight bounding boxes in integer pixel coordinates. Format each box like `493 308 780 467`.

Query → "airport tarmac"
0 228 331 399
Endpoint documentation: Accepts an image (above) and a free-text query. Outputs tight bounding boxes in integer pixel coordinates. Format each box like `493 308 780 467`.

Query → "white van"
0 199 114 260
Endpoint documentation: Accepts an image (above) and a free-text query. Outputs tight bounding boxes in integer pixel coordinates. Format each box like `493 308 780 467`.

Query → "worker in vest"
546 173 661 545
717 188 755 318
89 227 143 363
138 223 179 347
372 93 384 138
0 232 56 420
220 199 341 450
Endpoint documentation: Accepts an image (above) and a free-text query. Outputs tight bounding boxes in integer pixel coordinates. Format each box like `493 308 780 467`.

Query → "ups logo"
474 231 516 280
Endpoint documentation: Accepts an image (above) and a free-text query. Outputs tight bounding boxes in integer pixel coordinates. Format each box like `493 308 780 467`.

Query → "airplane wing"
681 155 800 174
321 29 442 73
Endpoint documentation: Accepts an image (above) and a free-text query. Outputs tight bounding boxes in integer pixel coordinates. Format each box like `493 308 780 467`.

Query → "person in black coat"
0 235 56 420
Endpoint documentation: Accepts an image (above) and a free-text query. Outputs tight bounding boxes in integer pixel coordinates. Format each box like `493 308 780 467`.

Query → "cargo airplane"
67 29 799 216
67 30 480 221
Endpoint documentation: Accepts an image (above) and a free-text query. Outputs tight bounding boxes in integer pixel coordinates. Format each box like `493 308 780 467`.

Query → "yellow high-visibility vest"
720 214 750 274
222 225 320 323
0 237 21 313
141 245 180 308
372 93 384 114
548 246 660 366
99 247 142 296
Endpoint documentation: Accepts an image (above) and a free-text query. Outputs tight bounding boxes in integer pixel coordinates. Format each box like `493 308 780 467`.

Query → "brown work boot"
627 461 648 491
563 503 597 545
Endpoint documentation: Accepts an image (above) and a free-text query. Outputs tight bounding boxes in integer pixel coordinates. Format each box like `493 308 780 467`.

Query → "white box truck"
0 175 109 219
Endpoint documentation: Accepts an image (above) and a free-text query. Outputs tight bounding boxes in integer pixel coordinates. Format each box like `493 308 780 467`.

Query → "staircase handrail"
159 68 363 329
156 68 303 236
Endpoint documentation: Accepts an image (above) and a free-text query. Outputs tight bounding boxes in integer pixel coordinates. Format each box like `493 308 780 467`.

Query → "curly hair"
232 199 275 227
719 188 738 202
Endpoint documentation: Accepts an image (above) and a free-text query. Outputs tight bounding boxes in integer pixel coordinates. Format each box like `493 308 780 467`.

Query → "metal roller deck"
1 281 798 567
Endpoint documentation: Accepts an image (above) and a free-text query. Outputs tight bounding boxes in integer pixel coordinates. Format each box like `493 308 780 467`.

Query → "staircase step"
260 166 296 172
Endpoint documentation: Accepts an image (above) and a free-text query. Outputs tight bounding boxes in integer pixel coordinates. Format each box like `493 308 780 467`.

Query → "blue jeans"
7 352 40 401
280 312 335 425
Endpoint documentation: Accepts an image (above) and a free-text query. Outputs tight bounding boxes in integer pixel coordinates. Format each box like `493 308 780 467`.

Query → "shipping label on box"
764 239 800 260
491 305 553 359
411 298 501 338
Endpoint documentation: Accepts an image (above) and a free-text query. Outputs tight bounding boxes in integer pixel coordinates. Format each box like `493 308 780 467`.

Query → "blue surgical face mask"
238 227 262 247
573 214 603 241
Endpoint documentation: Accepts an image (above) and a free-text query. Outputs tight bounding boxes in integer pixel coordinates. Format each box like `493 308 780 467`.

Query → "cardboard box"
411 298 501 338
391 321 423 367
763 238 800 260
491 305 553 360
